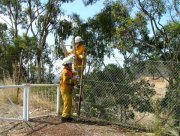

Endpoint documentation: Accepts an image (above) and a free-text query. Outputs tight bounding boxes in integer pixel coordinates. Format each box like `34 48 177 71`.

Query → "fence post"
26 84 30 121
23 84 28 121
56 84 60 115
23 84 30 121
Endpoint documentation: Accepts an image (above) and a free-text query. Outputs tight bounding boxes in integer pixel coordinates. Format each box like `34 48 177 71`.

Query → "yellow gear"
60 68 74 118
69 43 87 76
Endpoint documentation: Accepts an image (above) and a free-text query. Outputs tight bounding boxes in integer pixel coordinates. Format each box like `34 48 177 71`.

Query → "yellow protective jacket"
60 68 74 92
69 43 87 69
76 44 86 66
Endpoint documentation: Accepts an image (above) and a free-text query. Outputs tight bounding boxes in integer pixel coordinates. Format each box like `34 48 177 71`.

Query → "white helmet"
75 36 84 43
62 54 74 65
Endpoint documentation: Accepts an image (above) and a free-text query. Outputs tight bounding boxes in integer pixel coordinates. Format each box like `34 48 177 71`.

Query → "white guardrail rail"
0 84 60 121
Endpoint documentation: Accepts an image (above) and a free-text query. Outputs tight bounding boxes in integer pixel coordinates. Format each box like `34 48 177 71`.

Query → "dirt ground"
0 116 153 136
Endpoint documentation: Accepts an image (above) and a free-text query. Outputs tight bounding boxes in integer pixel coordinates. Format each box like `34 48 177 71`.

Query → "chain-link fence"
79 60 180 130
0 60 179 133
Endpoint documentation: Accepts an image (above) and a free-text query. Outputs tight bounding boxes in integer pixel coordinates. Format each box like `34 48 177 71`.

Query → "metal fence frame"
0 84 60 122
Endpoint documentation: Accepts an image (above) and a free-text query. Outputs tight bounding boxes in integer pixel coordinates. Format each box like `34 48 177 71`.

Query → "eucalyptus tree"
100 0 180 87
0 23 9 48
24 0 100 83
122 2 180 83
54 12 110 72
0 0 101 83
68 6 115 69
0 0 28 84
0 23 11 79
80 0 179 125
24 0 62 83
116 0 180 127
0 0 67 83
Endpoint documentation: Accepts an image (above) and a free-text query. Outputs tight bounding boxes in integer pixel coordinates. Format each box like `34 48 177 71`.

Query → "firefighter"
62 36 87 77
60 58 78 122
74 36 87 77
71 36 87 116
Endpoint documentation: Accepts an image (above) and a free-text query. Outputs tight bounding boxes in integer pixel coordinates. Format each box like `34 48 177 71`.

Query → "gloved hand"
79 55 84 59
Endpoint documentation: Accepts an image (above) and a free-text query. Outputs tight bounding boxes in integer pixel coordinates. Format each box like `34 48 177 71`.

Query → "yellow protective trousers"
61 88 72 118
60 68 74 118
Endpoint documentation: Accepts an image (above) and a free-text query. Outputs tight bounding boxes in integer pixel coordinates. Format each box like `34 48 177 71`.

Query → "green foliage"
166 22 180 36
153 100 180 136
0 23 9 46
57 20 72 39
132 80 155 112
83 64 155 122
161 88 180 127
54 19 72 59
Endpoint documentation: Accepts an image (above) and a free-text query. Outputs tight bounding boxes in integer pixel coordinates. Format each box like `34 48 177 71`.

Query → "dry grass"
1 78 55 108
141 76 168 100
133 112 156 128
0 78 23 105
0 89 23 105
30 94 56 111
1 77 14 85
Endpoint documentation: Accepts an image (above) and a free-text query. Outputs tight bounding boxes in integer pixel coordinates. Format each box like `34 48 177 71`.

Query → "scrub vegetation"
0 0 180 135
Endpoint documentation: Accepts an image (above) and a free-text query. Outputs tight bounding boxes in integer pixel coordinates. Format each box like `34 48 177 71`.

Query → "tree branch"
173 0 180 17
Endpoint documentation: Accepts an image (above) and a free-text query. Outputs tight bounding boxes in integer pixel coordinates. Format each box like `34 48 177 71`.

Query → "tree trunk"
37 48 42 83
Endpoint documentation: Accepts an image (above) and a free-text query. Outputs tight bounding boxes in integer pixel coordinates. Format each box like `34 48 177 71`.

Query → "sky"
61 0 105 21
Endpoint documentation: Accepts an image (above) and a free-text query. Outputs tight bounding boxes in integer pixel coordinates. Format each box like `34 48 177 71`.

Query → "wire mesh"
0 60 179 130
29 85 57 118
81 60 180 128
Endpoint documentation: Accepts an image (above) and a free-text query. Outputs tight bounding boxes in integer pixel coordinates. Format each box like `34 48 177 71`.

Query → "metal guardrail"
0 84 60 121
